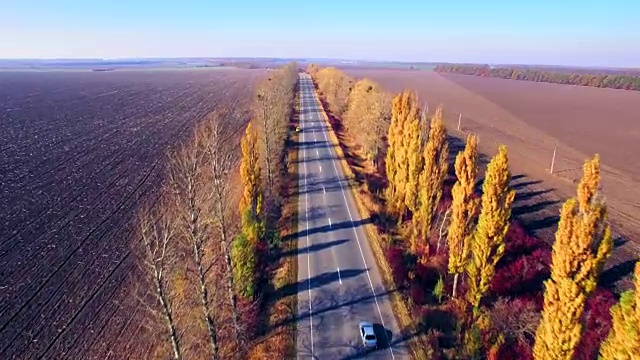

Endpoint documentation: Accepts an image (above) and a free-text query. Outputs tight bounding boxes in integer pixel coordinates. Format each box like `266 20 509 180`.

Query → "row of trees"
134 63 298 359
308 63 638 359
434 64 640 91
310 66 391 169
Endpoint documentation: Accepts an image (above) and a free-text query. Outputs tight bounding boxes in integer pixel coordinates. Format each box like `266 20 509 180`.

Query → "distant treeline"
434 64 640 91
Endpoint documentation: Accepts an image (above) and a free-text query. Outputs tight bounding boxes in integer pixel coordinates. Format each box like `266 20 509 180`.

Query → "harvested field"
345 68 640 292
0 68 264 359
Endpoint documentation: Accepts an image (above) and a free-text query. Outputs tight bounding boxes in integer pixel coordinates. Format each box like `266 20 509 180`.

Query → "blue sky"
1 0 639 67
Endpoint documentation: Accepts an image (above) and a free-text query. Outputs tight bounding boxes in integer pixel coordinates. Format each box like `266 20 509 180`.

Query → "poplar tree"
413 107 449 257
533 154 612 360
235 123 263 298
385 91 417 219
447 134 480 298
599 260 640 359
405 110 423 215
466 145 515 308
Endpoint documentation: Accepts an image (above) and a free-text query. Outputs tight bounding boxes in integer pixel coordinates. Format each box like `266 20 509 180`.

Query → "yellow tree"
466 145 515 308
533 154 612 360
239 122 263 243
385 91 417 219
413 107 449 256
599 260 640 359
447 134 480 298
405 109 423 215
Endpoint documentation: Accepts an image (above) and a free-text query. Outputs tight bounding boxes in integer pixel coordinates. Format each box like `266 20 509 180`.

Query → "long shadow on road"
274 268 368 303
283 217 373 242
279 238 349 259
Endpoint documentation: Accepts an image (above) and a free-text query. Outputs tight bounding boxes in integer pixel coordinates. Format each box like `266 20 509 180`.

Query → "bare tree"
201 112 243 344
169 131 221 359
137 203 182 360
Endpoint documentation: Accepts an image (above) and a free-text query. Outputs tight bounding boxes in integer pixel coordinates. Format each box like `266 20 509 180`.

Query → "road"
295 73 408 359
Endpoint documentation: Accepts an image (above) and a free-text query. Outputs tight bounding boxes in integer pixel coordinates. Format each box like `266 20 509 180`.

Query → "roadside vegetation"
131 63 298 359
435 64 640 91
308 64 636 360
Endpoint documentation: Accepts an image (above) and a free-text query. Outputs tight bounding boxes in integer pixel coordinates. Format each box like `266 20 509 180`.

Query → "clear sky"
1 0 639 67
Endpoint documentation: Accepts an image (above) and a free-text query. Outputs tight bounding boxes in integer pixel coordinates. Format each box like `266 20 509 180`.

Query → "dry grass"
247 90 300 359
312 86 430 360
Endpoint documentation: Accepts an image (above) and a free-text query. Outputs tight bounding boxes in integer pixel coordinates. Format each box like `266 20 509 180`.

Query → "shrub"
490 248 551 297
501 221 549 264
386 245 407 286
488 297 540 345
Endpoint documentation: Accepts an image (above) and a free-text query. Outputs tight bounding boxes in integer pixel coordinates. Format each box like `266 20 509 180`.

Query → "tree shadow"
512 200 562 217
521 215 560 234
283 217 373 242
272 268 369 308
600 257 637 291
295 176 353 196
278 238 349 259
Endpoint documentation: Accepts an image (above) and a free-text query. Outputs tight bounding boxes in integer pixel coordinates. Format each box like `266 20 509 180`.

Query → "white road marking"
328 217 332 228
317 95 396 359
316 149 319 156
319 165 322 172
301 84 314 357
337 267 342 285
322 185 325 194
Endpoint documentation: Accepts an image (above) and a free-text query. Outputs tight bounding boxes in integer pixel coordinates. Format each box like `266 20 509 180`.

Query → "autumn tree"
385 91 418 220
413 107 449 257
343 79 391 168
135 203 182 360
404 112 424 216
447 133 480 298
313 67 353 117
254 62 298 210
466 145 515 309
202 114 242 341
235 122 264 298
533 154 613 360
169 130 220 359
599 260 640 359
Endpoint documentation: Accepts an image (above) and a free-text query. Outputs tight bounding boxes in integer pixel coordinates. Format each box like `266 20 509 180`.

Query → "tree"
169 130 220 359
599 260 640 359
313 67 353 117
413 107 449 258
234 122 263 300
202 114 243 342
466 145 515 309
533 154 612 360
136 203 182 360
447 134 480 298
385 91 418 220
405 114 424 215
343 79 391 168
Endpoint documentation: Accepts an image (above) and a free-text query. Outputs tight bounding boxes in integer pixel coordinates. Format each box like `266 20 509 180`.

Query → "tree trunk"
194 244 219 359
452 273 459 298
155 273 181 360
218 211 241 339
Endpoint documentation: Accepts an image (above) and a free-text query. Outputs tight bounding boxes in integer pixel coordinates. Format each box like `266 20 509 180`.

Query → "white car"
359 321 378 349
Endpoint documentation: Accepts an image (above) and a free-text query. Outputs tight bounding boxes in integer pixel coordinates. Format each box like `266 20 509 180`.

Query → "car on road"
295 126 301 133
359 321 378 349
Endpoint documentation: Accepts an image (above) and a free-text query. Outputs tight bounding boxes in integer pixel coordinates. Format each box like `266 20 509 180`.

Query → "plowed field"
0 68 264 359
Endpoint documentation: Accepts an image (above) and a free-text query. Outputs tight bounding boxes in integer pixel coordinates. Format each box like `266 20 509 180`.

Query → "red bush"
574 287 616 360
491 248 551 297
410 282 428 305
490 340 534 360
386 245 407 286
501 221 549 264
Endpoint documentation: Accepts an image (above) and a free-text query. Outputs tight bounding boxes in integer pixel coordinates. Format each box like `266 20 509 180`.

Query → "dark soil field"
345 68 640 293
0 68 264 359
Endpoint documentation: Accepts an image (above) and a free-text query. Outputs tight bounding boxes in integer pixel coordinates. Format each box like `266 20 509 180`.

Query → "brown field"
0 68 264 359
345 68 640 292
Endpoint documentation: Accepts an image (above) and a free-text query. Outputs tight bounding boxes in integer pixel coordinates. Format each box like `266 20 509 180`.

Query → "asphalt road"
295 73 408 359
